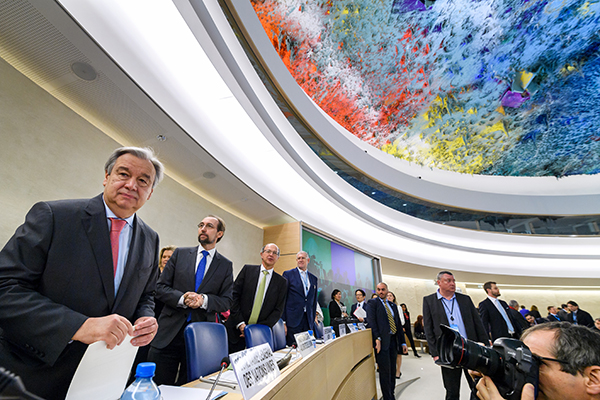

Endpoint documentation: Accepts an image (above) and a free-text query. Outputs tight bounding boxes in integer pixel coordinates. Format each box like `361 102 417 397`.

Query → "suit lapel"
82 195 115 309
185 248 198 292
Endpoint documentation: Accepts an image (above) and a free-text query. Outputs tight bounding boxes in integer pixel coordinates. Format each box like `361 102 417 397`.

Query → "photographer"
474 322 600 400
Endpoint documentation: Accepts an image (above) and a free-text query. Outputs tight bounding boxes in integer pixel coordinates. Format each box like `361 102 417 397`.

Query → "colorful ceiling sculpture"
251 0 600 177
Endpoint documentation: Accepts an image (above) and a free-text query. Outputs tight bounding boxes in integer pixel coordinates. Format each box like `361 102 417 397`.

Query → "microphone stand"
205 358 229 400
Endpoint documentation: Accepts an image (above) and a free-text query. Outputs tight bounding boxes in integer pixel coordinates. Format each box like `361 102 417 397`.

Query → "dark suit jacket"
422 292 488 358
226 264 287 344
351 302 368 322
478 298 521 341
567 309 594 328
329 300 345 319
366 298 406 351
282 268 318 331
0 195 159 399
153 246 233 349
508 307 530 332
546 313 563 322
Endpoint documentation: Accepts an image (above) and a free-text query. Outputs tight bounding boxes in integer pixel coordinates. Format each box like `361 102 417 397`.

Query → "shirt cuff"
178 295 187 308
200 294 208 310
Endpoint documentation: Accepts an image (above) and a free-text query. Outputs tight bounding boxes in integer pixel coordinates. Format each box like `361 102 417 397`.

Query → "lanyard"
441 297 456 321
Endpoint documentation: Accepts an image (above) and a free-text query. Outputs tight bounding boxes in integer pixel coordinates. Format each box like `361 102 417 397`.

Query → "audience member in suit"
329 289 348 319
367 283 407 400
478 281 521 341
350 289 368 324
282 251 318 345
422 271 488 400
546 306 563 322
414 315 426 339
226 243 288 353
566 300 595 328
507 300 530 332
387 291 409 379
129 244 177 384
0 147 163 400
557 303 570 321
594 318 600 332
149 215 233 385
400 303 421 357
525 313 546 326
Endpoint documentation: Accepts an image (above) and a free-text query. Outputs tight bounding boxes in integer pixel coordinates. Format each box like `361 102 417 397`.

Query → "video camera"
437 325 538 400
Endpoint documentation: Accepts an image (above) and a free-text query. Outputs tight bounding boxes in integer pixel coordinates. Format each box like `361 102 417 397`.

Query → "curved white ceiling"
58 0 600 278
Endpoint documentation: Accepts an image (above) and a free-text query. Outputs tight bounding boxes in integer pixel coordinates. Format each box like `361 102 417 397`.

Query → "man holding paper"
351 289 368 323
0 147 163 400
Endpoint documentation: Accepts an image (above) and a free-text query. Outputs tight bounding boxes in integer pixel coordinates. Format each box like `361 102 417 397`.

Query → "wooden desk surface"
185 329 376 400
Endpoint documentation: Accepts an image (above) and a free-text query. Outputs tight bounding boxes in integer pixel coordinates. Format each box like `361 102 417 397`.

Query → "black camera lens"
438 325 503 377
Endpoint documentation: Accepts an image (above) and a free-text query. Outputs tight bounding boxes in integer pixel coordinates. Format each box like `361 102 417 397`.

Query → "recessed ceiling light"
203 171 216 179
71 61 97 81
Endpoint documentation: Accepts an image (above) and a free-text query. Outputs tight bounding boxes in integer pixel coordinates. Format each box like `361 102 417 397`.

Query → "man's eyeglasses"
533 354 569 366
262 249 279 256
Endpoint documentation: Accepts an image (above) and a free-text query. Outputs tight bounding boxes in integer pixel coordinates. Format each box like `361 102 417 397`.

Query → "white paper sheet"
353 306 367 320
159 385 227 400
65 335 138 400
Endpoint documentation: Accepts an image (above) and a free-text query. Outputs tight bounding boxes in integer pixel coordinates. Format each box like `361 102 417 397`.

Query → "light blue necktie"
300 271 309 296
495 300 515 333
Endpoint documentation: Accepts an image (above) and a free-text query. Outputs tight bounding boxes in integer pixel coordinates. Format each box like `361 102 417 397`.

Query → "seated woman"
414 315 426 339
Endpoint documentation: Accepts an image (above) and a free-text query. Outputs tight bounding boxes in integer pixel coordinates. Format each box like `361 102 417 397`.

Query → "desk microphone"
0 367 45 400
205 356 230 400
277 344 297 370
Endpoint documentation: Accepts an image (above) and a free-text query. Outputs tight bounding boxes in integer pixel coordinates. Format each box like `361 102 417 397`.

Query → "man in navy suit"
351 288 368 323
547 306 563 322
478 281 521 341
0 147 163 400
367 282 407 400
149 215 233 385
282 251 318 345
226 243 288 353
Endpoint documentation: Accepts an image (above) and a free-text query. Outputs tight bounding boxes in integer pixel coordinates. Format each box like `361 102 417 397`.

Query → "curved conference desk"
187 329 376 400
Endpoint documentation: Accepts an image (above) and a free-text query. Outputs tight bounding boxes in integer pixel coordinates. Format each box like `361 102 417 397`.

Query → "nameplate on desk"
347 323 358 333
357 322 366 330
339 323 347 337
323 326 334 343
230 343 280 400
294 331 315 358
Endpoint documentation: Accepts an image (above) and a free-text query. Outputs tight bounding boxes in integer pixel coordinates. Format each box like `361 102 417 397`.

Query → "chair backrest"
244 324 274 351
184 322 228 382
315 320 324 339
272 319 286 351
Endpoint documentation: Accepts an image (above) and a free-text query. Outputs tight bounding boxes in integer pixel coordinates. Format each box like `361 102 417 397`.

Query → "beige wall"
0 57 263 274
384 273 600 323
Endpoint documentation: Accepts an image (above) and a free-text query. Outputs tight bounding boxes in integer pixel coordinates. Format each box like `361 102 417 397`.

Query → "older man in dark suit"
0 147 163 400
149 215 233 385
423 271 488 400
367 282 407 400
478 281 521 341
226 243 288 353
282 251 318 345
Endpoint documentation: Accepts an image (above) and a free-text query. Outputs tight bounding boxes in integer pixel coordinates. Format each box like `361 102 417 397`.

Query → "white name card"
347 323 358 333
339 323 347 337
323 326 334 343
294 331 315 358
357 322 366 330
230 343 280 399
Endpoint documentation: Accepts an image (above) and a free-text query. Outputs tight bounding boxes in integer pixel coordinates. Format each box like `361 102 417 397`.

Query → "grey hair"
508 300 519 308
261 243 280 256
105 147 164 188
296 251 309 258
521 321 600 375
436 271 453 281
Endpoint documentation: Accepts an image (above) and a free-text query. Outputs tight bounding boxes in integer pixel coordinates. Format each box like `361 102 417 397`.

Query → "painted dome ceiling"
252 0 600 177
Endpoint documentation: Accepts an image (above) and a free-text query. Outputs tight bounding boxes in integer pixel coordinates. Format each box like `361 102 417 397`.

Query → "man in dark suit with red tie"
367 282 407 400
282 251 318 345
226 243 288 353
0 147 163 400
149 215 233 385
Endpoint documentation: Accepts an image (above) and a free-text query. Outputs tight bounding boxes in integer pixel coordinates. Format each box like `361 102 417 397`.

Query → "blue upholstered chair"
315 320 324 339
184 322 228 382
272 319 286 351
244 324 274 351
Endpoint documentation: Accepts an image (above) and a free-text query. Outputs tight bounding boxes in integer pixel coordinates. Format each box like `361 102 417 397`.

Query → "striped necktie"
385 302 397 334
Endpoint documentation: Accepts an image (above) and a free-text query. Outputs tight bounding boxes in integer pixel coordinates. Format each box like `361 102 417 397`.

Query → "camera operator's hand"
474 376 535 400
